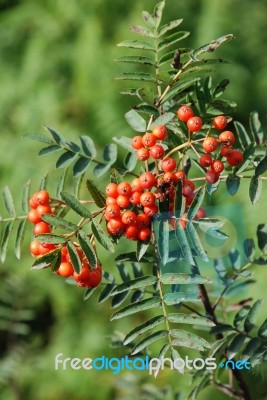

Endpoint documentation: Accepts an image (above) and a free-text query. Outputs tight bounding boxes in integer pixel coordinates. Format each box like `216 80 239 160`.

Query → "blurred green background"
0 0 267 399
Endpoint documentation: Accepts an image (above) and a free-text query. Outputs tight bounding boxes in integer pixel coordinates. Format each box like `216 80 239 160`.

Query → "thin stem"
0 215 27 223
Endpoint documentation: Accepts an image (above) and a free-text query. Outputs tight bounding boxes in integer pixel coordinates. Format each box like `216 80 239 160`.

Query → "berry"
175 170 186 182
150 144 165 159
213 116 228 130
124 224 139 240
87 264 102 288
219 131 235 146
131 178 142 192
121 210 137 225
29 194 38 209
106 196 117 206
195 208 206 219
220 145 233 157
131 136 143 150
140 192 156 207
199 154 213 168
177 105 194 122
152 125 168 140
73 263 102 288
35 191 50 206
129 191 141 205
180 213 188 229
142 133 157 148
33 222 51 235
205 170 220 184
161 157 177 172
105 183 118 198
116 195 130 209
58 262 74 278
38 242 56 255
30 241 40 256
136 214 151 228
27 209 41 224
211 160 224 174
163 172 176 183
117 182 132 197
105 204 121 221
203 137 218 153
106 218 125 235
143 204 158 217
140 172 156 189
183 180 195 197
187 116 203 132
36 205 52 218
138 227 151 241
227 150 243 166
137 147 150 161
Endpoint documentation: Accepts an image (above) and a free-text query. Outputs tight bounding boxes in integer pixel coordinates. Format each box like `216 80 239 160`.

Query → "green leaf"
129 25 154 38
67 242 82 274
80 136 97 158
163 77 200 103
14 220 27 259
191 34 234 61
92 220 114 253
21 180 31 214
243 239 255 261
196 218 225 231
112 136 135 153
187 222 208 262
167 313 215 327
160 273 211 285
0 222 14 262
111 276 157 295
249 175 262 204
258 319 267 339
86 180 106 208
171 330 210 351
116 72 157 82
163 292 200 306
159 19 183 36
110 296 161 321
236 143 256 174
175 221 195 265
124 315 165 345
74 174 85 199
3 186 15 217
188 187 205 220
137 87 156 105
31 249 60 269
38 145 61 156
234 121 251 150
50 251 62 272
174 181 185 218
93 144 117 177
98 283 116 304
255 153 267 176
158 219 170 266
116 252 155 263
257 224 267 253
56 168 69 199
45 126 65 144
72 157 90 177
61 191 91 218
153 1 165 28
115 55 155 66
39 172 48 190
241 338 261 361
83 287 97 301
150 112 175 129
35 234 67 244
125 109 147 133
131 330 168 355
244 300 262 333
249 111 264 145
111 291 129 308
117 40 155 51
136 241 150 262
42 214 78 232
56 151 77 169
119 88 139 96
78 231 97 268
124 152 138 171
234 305 251 328
24 132 53 144
226 174 240 196
227 334 246 359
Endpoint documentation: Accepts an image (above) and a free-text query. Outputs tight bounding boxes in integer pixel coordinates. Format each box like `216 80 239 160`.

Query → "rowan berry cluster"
28 191 102 288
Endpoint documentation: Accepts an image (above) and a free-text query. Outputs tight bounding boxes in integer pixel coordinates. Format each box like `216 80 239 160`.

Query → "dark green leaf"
125 109 147 133
159 19 183 35
255 153 267 176
14 220 27 259
98 283 116 304
187 222 208 262
236 143 256 174
241 338 261 361
3 186 15 217
117 40 155 51
124 152 137 171
158 219 169 266
110 296 161 320
31 249 60 269
163 292 200 305
188 187 205 220
21 180 31 214
244 300 262 333
137 87 156 105
234 305 251 328
86 180 106 208
167 313 215 327
136 240 150 262
111 276 157 295
112 136 135 153
73 157 90 177
129 25 154 38
0 222 14 262
84 288 97 301
131 330 168 355
226 174 240 196
249 175 262 204
56 151 77 169
80 136 97 158
92 220 114 252
163 77 200 103
116 262 130 282
174 181 184 218
234 121 251 150
61 191 91 218
160 273 211 285
116 252 155 263
175 221 195 265
56 168 68 199
103 143 117 163
35 234 67 244
50 251 62 272
115 55 154 66
66 242 82 274
111 291 129 308
249 111 264 145
258 318 267 339
42 214 77 232
116 72 157 82
227 334 246 359
257 224 267 253
73 173 85 199
78 230 97 268
24 132 53 144
150 112 175 129
45 126 65 144
243 239 255 261
124 315 165 345
171 330 211 350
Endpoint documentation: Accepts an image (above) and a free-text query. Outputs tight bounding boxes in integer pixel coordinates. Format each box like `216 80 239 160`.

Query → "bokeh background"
0 0 267 399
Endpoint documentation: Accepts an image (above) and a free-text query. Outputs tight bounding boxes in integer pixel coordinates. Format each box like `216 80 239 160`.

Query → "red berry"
136 214 151 228
161 157 177 172
182 180 195 197
175 170 186 182
195 208 206 219
29 194 38 209
57 262 74 278
106 196 117 206
117 182 132 197
105 204 121 221
129 191 141 205
137 147 150 161
131 178 142 192
140 192 156 207
138 227 151 241
116 195 130 209
131 136 143 150
124 224 139 241
213 116 228 130
219 131 235 146
150 144 165 160
27 209 41 224
33 222 51 235
121 210 137 225
36 205 52 219
140 172 156 190
203 137 218 153
143 204 158 217
30 241 40 256
211 160 225 174
227 150 243 166
152 125 168 140
35 191 50 206
142 133 157 148
106 218 125 235
199 154 213 168
220 145 233 157
205 170 220 184
177 105 194 122
38 242 56 255
105 183 118 198
187 116 203 132
163 172 176 183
